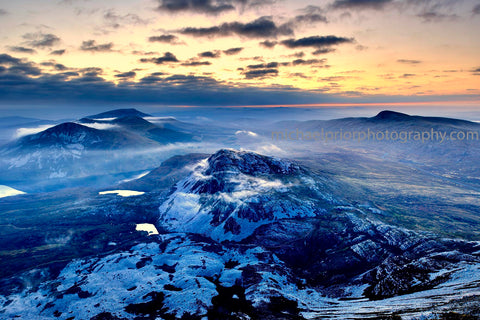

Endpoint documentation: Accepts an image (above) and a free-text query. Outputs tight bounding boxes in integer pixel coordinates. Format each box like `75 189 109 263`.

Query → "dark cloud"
259 40 277 48
1 54 470 107
131 50 158 55
50 49 66 56
139 75 164 84
138 74 219 87
140 52 179 64
312 48 336 55
405 0 459 22
291 58 326 66
332 0 393 10
400 73 416 78
239 56 263 61
5 52 472 109
287 52 305 58
0 54 21 65
223 47 243 55
80 40 114 52
321 76 346 82
155 0 273 14
416 11 457 22
8 64 42 76
281 36 354 49
40 62 68 71
244 68 278 79
103 10 149 29
289 72 309 79
181 60 212 66
180 17 293 38
0 9 8 15
198 50 221 58
22 32 61 49
0 54 41 76
292 6 328 24
474 4 480 15
148 34 179 43
156 0 235 14
8 46 37 54
245 59 326 71
247 62 280 69
77 67 104 80
55 64 68 71
397 59 422 64
115 71 136 79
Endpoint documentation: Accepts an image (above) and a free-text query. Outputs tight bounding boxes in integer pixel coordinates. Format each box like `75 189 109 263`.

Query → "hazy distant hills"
0 108 198 191
272 110 480 187
275 110 480 134
1 107 479 192
83 107 152 119
0 116 58 146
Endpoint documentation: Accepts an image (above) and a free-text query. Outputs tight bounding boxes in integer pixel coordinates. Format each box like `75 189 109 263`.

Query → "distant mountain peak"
39 122 95 136
374 110 411 120
85 108 151 120
112 115 153 126
205 149 299 176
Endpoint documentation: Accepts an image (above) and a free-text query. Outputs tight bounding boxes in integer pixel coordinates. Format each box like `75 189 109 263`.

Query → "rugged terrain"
1 149 480 319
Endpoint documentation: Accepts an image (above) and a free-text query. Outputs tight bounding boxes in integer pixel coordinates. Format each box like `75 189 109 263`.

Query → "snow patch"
0 185 25 198
136 223 159 235
99 190 145 197
120 171 151 183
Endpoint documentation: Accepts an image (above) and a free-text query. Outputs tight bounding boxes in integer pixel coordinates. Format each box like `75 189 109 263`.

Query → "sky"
0 0 479 111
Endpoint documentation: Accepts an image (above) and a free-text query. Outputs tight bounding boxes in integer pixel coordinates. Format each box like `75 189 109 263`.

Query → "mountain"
274 110 480 132
158 149 339 241
83 108 151 120
373 110 479 126
110 116 193 143
2 149 480 319
0 116 58 146
0 116 50 127
13 122 155 150
271 110 480 189
0 109 200 191
0 122 158 180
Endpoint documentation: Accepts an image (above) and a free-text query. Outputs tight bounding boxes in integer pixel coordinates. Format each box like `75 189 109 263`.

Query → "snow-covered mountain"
2 149 480 319
0 109 197 191
158 149 337 241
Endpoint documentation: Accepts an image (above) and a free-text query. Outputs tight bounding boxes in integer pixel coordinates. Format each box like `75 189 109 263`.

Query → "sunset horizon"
0 0 479 111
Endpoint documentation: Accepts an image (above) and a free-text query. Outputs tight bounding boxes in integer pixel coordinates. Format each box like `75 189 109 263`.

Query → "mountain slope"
1 149 480 319
271 110 480 189
0 109 200 191
158 149 339 241
12 122 155 150
83 108 151 120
